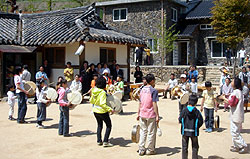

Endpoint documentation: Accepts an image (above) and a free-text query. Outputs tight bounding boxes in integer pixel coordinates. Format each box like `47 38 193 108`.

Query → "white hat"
180 74 186 78
102 69 109 75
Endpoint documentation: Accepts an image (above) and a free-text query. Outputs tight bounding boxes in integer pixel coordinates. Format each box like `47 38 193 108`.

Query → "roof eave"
185 16 212 20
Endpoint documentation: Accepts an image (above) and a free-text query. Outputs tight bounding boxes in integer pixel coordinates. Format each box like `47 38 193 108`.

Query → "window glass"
171 8 177 22
99 8 103 20
100 48 116 64
100 48 107 64
120 9 127 20
113 10 119 20
44 47 65 66
212 41 222 57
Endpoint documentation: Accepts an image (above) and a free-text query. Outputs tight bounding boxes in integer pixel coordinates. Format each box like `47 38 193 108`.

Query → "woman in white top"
224 77 247 154
70 74 82 93
14 66 28 123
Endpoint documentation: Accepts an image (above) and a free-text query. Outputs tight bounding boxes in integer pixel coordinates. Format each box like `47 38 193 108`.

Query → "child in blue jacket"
179 94 203 159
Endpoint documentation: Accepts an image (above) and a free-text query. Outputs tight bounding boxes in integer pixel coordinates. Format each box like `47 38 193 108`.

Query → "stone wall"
96 0 184 66
130 65 241 85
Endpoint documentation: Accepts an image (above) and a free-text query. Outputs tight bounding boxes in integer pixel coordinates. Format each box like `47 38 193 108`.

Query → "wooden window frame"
113 8 128 22
43 47 66 68
171 8 178 22
100 47 116 65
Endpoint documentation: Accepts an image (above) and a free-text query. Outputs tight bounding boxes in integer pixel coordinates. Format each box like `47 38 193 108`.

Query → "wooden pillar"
79 40 86 71
127 44 131 82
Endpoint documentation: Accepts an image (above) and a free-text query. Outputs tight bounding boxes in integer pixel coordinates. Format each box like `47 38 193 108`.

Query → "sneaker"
97 142 103 146
230 146 239 152
204 129 209 132
146 150 156 155
139 150 145 156
8 116 15 121
239 147 248 154
37 124 45 129
207 128 213 133
103 142 113 147
18 120 28 124
162 96 167 99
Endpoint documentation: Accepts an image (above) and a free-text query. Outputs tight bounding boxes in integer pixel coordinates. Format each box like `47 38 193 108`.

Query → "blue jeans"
37 103 46 122
59 106 69 135
17 92 27 122
204 108 214 129
240 58 244 66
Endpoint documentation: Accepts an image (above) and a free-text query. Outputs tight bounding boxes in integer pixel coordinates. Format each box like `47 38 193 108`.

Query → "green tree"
211 0 250 76
149 17 179 81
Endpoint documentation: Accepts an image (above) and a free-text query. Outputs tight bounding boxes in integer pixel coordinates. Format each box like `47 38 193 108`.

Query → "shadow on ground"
72 130 96 137
155 146 181 156
45 124 72 129
241 129 250 134
198 155 225 159
28 118 53 124
120 112 137 116
110 137 132 147
216 127 227 132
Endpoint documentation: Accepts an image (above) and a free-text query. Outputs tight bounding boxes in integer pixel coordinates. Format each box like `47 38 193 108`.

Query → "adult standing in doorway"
43 60 51 79
80 61 90 94
36 66 48 85
109 60 117 78
144 47 151 65
225 48 232 66
22 65 31 82
238 48 246 67
14 66 28 124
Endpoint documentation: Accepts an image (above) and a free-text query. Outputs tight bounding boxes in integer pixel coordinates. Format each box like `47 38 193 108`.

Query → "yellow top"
202 90 216 109
64 67 74 82
144 48 151 56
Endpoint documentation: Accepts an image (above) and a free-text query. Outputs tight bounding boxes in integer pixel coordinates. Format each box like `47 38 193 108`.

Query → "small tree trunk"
232 49 237 78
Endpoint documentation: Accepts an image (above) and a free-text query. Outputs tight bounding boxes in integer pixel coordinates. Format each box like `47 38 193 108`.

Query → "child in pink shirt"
57 79 71 137
137 74 159 156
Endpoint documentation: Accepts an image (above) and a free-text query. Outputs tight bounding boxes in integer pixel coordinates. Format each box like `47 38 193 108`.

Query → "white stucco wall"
43 42 129 82
50 69 79 85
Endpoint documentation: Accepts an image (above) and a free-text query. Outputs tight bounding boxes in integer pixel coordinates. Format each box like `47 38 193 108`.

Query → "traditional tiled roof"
96 0 187 7
0 13 19 44
21 5 144 46
185 0 214 20
178 24 198 37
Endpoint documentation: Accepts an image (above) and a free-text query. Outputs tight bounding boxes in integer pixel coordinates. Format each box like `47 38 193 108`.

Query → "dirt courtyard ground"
0 97 250 159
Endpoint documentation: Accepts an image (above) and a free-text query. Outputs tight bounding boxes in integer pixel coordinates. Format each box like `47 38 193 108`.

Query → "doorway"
3 53 36 94
178 42 189 65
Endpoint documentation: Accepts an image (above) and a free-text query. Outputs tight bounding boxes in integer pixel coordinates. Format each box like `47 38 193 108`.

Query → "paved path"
0 97 250 159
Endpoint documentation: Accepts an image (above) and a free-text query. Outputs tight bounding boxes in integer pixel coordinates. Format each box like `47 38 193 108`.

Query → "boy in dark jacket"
179 94 203 159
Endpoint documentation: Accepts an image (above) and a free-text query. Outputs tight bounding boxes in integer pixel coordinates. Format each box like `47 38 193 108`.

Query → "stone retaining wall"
130 65 241 85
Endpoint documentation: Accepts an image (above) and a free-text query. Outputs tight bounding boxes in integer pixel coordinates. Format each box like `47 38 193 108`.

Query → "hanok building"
0 4 144 97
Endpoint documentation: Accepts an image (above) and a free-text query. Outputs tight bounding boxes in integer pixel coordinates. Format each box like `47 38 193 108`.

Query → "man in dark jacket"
112 64 124 81
225 47 232 66
179 94 203 159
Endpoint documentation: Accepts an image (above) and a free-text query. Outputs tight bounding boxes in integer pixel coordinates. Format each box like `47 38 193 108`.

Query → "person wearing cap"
178 74 189 116
220 69 230 94
238 67 250 86
103 69 112 85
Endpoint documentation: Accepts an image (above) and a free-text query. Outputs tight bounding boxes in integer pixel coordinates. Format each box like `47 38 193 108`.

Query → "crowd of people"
5 59 249 158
